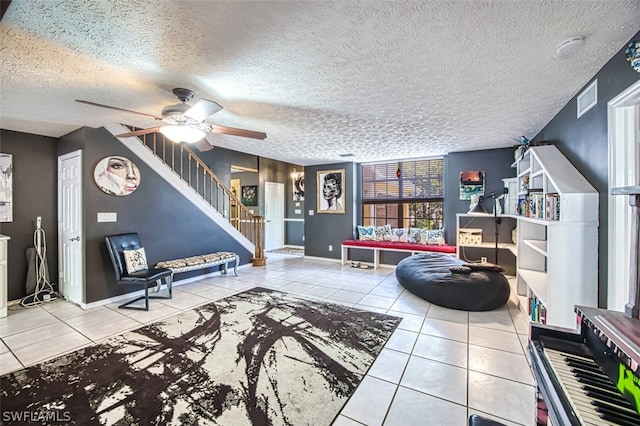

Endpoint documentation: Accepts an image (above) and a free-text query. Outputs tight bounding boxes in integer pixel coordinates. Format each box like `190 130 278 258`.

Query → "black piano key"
576 375 620 392
592 399 640 418
565 357 601 372
571 366 611 381
599 412 640 426
582 385 635 408
594 403 640 425
585 388 635 409
566 361 606 374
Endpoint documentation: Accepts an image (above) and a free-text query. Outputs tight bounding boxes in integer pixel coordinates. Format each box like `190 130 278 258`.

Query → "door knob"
69 236 80 241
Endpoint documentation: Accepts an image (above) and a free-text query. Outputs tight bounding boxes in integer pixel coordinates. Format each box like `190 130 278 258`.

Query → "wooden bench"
341 240 456 269
156 252 240 277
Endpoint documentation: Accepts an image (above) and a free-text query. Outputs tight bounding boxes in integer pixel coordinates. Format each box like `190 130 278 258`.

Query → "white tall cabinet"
0 234 9 318
514 145 599 329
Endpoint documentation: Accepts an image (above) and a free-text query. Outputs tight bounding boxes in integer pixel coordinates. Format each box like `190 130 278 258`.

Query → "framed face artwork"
317 169 345 214
459 170 485 200
94 156 141 196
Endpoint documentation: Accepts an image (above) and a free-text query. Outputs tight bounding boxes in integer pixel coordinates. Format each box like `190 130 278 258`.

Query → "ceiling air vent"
577 79 597 118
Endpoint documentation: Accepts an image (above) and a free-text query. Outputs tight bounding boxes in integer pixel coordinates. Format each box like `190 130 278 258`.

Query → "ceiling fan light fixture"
159 125 206 143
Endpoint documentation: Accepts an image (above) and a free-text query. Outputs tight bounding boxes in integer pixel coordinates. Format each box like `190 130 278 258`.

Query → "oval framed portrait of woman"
94 156 141 196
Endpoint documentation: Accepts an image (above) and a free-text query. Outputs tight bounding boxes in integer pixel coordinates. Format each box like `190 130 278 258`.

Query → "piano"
529 306 640 425
528 185 640 425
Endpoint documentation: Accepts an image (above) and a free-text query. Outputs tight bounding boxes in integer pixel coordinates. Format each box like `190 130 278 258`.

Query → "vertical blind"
362 158 444 200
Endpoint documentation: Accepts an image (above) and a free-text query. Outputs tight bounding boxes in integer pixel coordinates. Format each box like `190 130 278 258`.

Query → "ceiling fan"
76 88 267 149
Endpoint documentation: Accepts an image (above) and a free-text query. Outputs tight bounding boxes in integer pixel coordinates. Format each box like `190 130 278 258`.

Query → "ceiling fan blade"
193 138 215 152
116 126 162 137
75 100 163 120
208 124 267 140
184 99 223 122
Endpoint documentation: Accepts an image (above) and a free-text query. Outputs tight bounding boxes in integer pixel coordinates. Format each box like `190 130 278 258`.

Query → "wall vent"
577 79 597 118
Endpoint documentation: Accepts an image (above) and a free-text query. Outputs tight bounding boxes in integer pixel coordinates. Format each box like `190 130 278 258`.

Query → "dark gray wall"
530 29 640 307
444 148 516 244
3 126 305 303
0 127 251 304
194 147 305 246
1 130 58 301
305 162 357 259
198 146 258 188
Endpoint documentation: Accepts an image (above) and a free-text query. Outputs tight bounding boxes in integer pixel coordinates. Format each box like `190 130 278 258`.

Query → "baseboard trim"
75 264 252 310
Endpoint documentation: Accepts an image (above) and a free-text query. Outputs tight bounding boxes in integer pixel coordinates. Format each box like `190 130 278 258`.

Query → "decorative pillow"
123 247 148 274
426 228 446 245
408 227 428 244
375 224 393 241
357 225 376 241
391 228 408 242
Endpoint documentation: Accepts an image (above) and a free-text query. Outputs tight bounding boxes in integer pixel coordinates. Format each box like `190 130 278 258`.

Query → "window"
361 158 444 229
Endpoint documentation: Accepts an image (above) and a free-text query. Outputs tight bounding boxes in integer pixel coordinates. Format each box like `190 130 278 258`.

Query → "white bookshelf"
514 145 599 329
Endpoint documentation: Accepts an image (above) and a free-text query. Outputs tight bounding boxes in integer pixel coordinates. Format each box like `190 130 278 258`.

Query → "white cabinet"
0 234 9 318
514 146 598 329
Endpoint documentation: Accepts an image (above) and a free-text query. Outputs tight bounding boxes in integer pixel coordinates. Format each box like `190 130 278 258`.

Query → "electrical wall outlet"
97 212 117 222
481 256 487 263
328 245 333 251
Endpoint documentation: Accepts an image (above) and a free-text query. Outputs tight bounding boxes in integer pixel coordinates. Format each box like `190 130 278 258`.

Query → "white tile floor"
0 254 536 425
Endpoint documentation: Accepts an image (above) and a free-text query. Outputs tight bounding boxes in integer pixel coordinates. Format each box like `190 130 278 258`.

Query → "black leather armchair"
104 233 172 311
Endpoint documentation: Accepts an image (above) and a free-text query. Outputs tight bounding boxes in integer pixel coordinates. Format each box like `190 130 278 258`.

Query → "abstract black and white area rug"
1 287 400 425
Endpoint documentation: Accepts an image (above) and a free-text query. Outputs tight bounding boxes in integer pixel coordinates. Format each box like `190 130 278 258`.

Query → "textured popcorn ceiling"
1 1 640 166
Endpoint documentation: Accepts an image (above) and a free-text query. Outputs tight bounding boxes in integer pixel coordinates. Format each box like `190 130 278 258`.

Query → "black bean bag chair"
395 253 510 311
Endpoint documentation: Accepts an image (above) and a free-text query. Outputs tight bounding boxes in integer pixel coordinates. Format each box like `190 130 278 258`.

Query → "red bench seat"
341 240 456 269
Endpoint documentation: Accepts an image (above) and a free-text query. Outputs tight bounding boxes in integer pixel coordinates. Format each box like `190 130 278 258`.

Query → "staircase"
105 124 266 265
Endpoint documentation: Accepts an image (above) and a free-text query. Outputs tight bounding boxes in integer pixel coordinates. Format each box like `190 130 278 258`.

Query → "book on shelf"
544 193 560 221
528 294 547 324
517 197 529 216
516 190 546 219
528 190 544 219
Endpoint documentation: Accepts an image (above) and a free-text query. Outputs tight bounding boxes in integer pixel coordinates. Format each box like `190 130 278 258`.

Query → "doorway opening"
607 79 640 310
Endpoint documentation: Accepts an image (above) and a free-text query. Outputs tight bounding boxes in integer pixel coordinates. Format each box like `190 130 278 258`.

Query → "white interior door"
58 150 84 305
264 182 285 251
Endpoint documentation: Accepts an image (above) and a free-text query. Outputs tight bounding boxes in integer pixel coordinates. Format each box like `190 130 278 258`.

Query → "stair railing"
134 131 265 265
